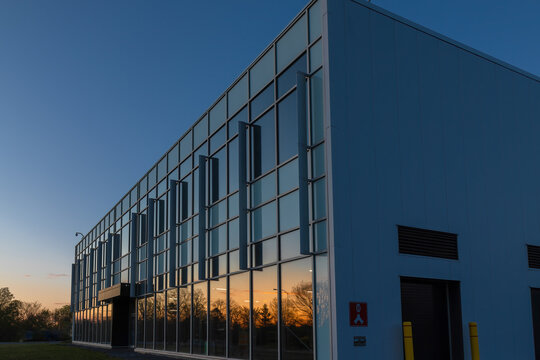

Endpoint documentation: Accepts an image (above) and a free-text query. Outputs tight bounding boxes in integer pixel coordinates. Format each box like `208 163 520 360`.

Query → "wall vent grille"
398 225 458 260
527 245 540 269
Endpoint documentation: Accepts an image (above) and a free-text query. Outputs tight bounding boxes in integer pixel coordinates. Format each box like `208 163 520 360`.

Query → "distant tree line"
0 287 71 342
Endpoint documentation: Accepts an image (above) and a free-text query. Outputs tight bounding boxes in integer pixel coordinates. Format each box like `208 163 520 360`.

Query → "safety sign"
349 302 368 327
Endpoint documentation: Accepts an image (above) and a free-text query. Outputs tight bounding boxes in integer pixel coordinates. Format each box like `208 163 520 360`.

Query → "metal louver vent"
398 225 458 260
527 245 540 269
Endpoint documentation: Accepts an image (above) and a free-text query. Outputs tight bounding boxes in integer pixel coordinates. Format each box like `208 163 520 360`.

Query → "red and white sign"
349 302 368 327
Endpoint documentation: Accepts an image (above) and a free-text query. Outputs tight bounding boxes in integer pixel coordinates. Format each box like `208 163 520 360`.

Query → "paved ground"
74 344 191 360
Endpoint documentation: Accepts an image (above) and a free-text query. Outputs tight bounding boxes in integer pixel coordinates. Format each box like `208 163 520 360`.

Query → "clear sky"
0 0 539 309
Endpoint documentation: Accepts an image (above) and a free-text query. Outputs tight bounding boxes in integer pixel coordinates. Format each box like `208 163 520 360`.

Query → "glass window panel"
210 224 227 256
166 289 177 351
229 219 239 249
178 287 191 353
252 265 278 359
210 125 226 154
281 230 300 260
250 83 274 121
250 47 275 97
315 254 330 360
251 201 276 242
179 220 192 242
180 131 192 161
281 258 313 360
209 148 226 203
192 282 208 354
138 261 147 281
309 39 322 72
194 115 208 148
179 174 192 220
157 179 167 196
228 107 247 139
229 272 249 359
209 277 227 356
168 143 179 172
277 53 306 98
252 237 277 267
309 1 322 42
277 15 307 72
312 143 325 178
229 250 240 273
155 292 165 350
158 157 167 181
279 190 299 232
228 139 239 193
145 295 154 349
209 199 227 228
229 75 248 117
314 220 327 252
313 178 326 220
210 96 227 134
279 159 298 194
278 91 298 164
194 142 208 163
148 167 157 190
251 171 276 207
310 69 324 144
251 109 275 179
180 240 192 266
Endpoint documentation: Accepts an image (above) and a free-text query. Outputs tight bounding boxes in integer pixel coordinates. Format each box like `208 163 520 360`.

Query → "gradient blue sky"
0 0 538 309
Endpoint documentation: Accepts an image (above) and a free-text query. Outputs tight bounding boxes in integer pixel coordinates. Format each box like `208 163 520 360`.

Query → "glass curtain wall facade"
71 1 330 359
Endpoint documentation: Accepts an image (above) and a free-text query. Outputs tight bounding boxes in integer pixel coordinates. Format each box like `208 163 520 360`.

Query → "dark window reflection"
277 53 306 98
251 83 274 121
178 287 191 353
192 283 207 354
252 265 278 359
281 258 313 360
210 148 226 203
145 295 154 349
278 91 298 164
209 277 227 356
229 272 249 358
228 139 239 193
137 298 145 348
251 109 275 179
166 289 177 351
155 292 165 349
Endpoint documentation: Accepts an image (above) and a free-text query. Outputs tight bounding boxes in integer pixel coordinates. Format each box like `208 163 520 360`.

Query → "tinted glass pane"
252 237 277 267
279 159 298 194
228 107 247 139
166 289 177 351
310 70 324 144
155 292 165 349
210 96 227 133
280 230 300 260
251 109 275 179
158 157 167 181
315 254 330 360
281 258 313 360
251 201 276 242
229 272 249 359
309 1 321 42
229 218 239 249
148 167 157 190
278 91 298 163
209 199 227 227
314 220 327 251
210 224 227 256
309 39 322 72
279 191 299 231
229 75 248 117
250 47 275 97
210 148 226 203
178 287 191 353
168 143 179 172
209 277 227 356
251 171 276 207
251 83 274 121
228 138 239 193
192 283 207 354
145 295 154 348
313 178 326 220
312 143 325 178
252 265 278 359
277 53 306 98
229 192 239 218
180 132 192 161
210 125 226 154
277 15 307 72
194 115 208 147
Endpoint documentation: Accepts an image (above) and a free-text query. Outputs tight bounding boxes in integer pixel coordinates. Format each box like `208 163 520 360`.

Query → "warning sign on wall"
349 302 368 327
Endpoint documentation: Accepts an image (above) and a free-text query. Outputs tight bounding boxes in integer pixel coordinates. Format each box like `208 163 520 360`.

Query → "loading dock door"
400 278 463 360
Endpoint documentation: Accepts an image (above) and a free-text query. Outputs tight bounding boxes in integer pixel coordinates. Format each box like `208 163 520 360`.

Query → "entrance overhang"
97 283 130 303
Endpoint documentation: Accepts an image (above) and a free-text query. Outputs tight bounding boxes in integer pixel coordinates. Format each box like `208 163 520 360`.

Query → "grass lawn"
0 343 115 360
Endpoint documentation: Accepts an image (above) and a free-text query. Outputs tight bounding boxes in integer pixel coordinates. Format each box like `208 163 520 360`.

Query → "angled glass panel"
250 47 275 97
228 75 248 117
228 138 239 193
312 178 326 220
250 83 274 121
252 237 277 267
251 109 275 179
277 15 307 72
277 53 306 98
228 218 239 249
210 223 227 256
251 171 276 208
209 148 227 203
310 69 324 144
277 90 298 164
228 107 247 139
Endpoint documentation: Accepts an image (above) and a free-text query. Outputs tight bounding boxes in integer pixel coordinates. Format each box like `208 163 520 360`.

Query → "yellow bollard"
403 321 414 360
469 322 480 360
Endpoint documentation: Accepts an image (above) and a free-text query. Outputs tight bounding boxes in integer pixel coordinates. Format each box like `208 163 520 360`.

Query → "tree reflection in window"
252 265 278 359
178 287 191 353
209 277 227 356
192 283 207 354
229 272 249 359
